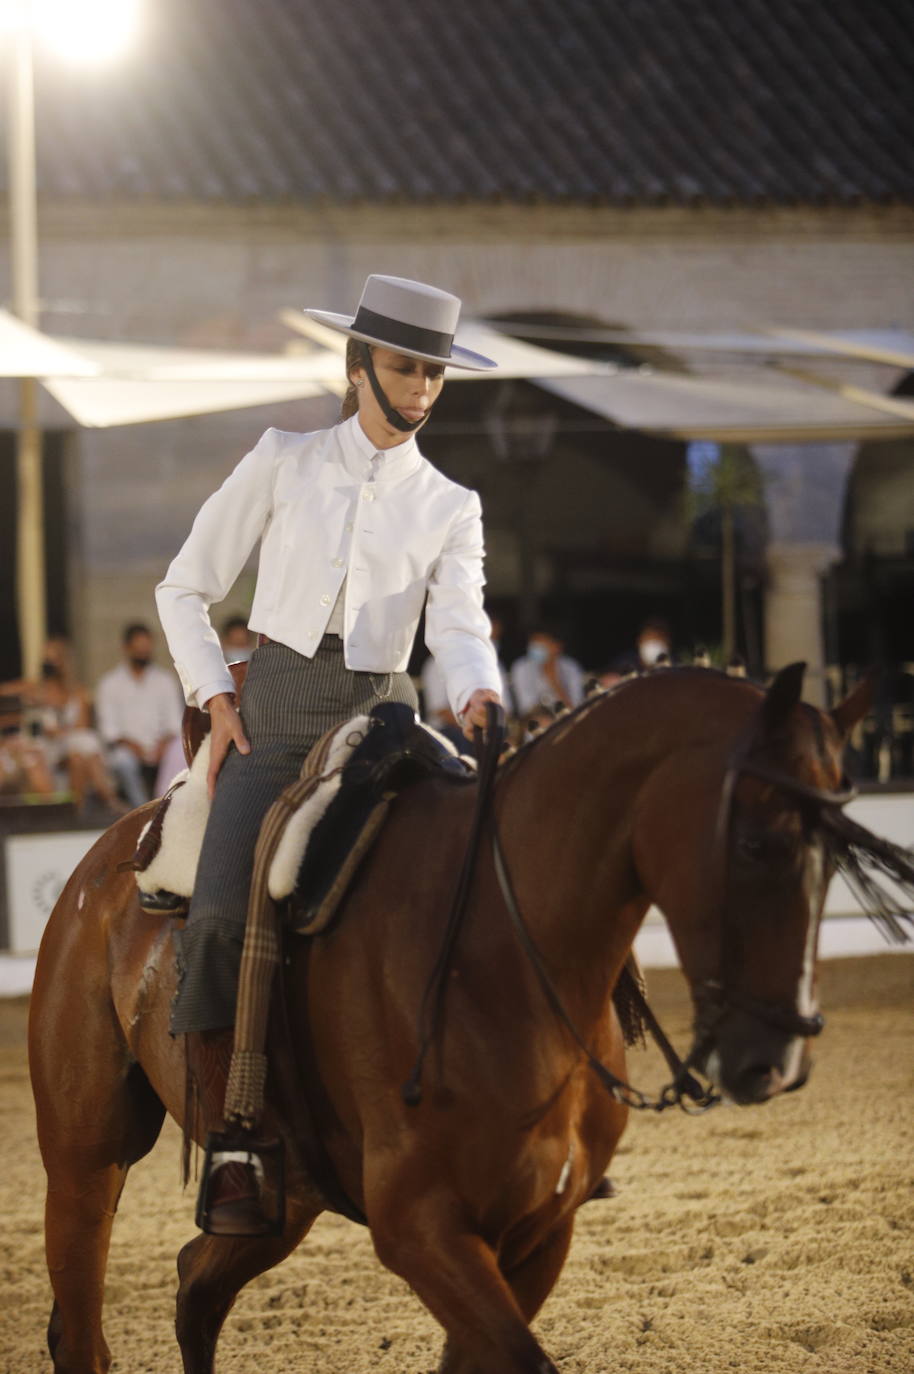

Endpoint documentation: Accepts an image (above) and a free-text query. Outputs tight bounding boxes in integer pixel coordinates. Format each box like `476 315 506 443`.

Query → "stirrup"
196 1128 285 1237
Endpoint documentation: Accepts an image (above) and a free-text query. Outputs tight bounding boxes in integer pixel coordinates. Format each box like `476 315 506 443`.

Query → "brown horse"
29 663 872 1374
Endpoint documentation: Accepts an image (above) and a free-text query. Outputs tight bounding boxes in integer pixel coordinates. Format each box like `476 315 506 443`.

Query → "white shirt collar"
337 414 422 483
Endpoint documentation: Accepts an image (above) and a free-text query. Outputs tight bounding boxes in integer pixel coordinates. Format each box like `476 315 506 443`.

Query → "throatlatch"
358 342 433 433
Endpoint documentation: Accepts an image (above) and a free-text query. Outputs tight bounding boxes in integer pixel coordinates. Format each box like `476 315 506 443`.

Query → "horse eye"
736 834 766 862
735 829 796 867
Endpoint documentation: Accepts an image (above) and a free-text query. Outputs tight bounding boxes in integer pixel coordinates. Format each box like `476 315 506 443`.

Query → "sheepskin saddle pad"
129 702 475 931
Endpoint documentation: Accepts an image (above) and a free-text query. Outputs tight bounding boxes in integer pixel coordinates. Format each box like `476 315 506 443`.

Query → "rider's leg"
175 638 420 1230
174 737 307 1234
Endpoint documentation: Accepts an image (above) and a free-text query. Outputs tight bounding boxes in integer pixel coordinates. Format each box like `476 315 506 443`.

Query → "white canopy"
40 320 608 428
536 369 914 443
42 338 335 427
0 307 909 438
0 308 100 378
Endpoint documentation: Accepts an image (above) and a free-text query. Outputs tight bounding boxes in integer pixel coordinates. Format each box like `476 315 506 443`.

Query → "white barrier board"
4 831 103 953
2 793 913 964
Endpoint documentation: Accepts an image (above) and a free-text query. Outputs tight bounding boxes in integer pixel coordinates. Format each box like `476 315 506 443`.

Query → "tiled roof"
16 0 914 205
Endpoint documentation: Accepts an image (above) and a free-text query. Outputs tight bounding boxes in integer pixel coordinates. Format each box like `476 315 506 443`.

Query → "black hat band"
352 305 454 359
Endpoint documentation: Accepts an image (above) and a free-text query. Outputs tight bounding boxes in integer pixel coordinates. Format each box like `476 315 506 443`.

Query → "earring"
355 380 364 388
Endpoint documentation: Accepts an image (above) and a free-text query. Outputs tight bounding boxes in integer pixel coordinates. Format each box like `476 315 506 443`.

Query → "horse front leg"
370 1195 560 1374
175 1190 320 1374
435 1217 576 1374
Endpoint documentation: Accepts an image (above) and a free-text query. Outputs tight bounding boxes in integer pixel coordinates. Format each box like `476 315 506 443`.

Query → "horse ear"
831 671 875 739
761 661 806 733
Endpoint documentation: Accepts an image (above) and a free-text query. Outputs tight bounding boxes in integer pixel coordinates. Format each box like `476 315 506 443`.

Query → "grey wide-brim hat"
304 274 497 372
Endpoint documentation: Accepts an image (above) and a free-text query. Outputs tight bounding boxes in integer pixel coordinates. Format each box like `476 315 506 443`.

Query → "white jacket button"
320 594 330 606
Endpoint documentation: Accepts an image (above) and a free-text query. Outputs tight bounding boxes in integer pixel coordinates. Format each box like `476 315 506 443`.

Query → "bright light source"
0 0 142 61
0 2 28 33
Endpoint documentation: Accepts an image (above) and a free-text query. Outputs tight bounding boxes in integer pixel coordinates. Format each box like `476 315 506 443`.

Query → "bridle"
692 719 859 1049
492 699 859 1115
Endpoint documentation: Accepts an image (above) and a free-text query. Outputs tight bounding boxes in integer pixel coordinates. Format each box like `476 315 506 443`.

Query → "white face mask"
639 637 667 666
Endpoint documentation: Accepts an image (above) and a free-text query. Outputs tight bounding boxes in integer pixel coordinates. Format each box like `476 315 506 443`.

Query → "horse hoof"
587 1175 617 1201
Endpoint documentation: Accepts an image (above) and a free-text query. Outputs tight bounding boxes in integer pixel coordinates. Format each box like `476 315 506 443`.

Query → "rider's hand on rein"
206 692 250 798
460 688 502 741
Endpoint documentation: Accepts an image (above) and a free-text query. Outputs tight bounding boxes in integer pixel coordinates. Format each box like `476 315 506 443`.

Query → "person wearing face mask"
607 616 675 679
7 635 125 811
636 619 673 669
95 622 184 808
510 624 585 724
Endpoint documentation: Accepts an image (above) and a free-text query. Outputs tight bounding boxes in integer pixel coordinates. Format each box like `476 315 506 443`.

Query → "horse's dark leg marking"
174 1196 319 1374
370 1209 559 1374
434 1219 576 1374
47 1301 62 1362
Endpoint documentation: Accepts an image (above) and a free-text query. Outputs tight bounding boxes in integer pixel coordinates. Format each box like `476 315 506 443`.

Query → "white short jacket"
155 417 501 715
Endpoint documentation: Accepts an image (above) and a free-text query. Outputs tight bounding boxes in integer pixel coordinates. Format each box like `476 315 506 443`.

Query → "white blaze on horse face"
704 1049 724 1096
783 842 826 1086
797 843 826 1018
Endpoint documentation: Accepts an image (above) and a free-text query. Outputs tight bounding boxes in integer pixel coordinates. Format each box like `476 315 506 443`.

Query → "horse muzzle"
696 994 824 1106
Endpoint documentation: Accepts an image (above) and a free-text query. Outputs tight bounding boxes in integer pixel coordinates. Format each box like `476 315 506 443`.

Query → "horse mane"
821 809 914 945
500 666 914 950
500 664 746 780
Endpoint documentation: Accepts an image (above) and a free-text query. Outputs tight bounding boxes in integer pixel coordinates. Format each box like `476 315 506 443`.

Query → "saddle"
129 670 474 930
288 701 474 933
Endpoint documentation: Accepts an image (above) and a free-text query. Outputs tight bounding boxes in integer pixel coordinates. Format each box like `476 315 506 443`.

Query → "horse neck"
494 674 758 1003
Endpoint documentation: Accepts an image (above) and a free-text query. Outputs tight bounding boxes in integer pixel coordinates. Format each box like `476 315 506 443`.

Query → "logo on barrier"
31 869 65 918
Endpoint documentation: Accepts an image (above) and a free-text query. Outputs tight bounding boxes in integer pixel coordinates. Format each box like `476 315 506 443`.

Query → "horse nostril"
734 1063 783 1104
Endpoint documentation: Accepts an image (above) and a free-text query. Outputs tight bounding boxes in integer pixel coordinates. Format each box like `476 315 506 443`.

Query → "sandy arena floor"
2 955 912 1373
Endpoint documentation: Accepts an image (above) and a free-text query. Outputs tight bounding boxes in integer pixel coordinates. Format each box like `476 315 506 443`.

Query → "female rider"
156 275 502 1230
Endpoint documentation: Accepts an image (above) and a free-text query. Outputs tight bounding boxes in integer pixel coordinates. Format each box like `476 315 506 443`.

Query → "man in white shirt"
95 623 184 808
511 625 586 725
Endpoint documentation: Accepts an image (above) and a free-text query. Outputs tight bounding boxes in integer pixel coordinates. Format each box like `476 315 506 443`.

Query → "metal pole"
722 500 736 662
8 19 46 678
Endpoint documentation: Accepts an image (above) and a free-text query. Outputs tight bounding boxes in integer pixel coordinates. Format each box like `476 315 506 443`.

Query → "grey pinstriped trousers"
170 635 418 1035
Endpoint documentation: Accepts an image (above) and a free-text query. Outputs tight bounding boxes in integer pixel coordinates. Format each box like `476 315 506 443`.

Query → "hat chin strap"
359 343 431 434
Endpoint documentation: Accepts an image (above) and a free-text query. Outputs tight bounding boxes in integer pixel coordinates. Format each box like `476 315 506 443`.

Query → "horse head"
633 663 872 1107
